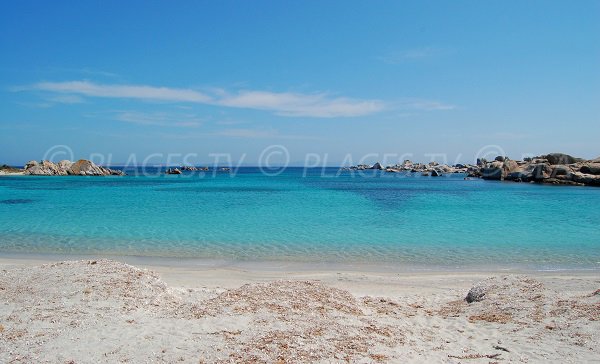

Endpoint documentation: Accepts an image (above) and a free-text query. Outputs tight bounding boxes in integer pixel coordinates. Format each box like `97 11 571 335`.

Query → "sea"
1 167 599 271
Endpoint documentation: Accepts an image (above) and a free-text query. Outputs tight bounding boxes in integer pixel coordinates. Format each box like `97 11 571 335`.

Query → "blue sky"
1 0 598 165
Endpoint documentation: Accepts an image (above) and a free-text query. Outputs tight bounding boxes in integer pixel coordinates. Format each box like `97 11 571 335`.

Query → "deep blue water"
1 167 599 269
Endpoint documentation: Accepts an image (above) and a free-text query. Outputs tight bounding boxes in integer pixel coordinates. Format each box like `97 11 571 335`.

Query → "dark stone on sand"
466 285 487 303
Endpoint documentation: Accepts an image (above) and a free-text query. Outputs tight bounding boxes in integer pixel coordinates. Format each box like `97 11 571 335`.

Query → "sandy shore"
0 257 598 363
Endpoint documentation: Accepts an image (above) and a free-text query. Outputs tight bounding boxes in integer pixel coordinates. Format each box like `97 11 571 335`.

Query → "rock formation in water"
342 152 600 187
165 168 182 175
23 160 125 176
480 153 600 186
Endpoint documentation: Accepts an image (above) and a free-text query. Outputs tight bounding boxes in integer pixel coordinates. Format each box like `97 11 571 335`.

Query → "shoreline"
1 254 599 294
1 251 599 276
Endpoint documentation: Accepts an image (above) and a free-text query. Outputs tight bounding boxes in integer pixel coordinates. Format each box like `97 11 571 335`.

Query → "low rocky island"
0 159 125 176
344 152 600 187
478 153 600 186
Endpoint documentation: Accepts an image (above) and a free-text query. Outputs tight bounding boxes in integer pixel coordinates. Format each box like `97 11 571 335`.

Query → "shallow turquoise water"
1 168 599 269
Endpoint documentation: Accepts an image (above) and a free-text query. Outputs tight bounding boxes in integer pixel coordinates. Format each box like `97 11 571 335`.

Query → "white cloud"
114 111 202 128
218 90 384 117
33 81 213 103
28 80 384 118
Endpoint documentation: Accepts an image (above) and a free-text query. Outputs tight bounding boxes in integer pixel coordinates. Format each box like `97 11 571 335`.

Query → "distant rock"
580 163 600 175
470 152 600 187
69 160 104 175
528 163 550 181
57 160 74 171
165 168 182 175
370 162 384 170
571 172 600 186
481 160 504 180
24 160 68 175
543 153 581 165
23 159 124 176
550 165 573 177
348 152 600 187
503 160 518 172
466 166 482 178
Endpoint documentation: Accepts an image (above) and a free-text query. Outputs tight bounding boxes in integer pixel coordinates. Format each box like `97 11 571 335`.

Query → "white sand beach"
0 258 598 363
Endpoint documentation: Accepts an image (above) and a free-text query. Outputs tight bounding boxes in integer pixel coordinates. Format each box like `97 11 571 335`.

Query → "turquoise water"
1 168 599 270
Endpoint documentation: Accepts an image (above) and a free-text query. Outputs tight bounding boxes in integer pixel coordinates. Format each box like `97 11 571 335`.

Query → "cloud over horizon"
26 80 386 118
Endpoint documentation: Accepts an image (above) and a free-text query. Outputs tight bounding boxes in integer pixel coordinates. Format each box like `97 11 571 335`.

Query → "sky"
1 0 599 166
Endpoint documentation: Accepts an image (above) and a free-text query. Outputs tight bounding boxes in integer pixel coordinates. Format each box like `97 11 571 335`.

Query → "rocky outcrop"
482 159 520 180
481 161 503 180
543 153 582 165
70 160 124 176
580 163 600 175
165 168 182 175
370 162 384 170
571 172 600 186
57 160 74 171
24 160 69 175
342 152 599 187
23 160 124 176
180 166 207 171
480 153 600 187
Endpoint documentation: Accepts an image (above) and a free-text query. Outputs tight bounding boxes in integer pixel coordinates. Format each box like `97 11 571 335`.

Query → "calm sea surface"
1 167 599 270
